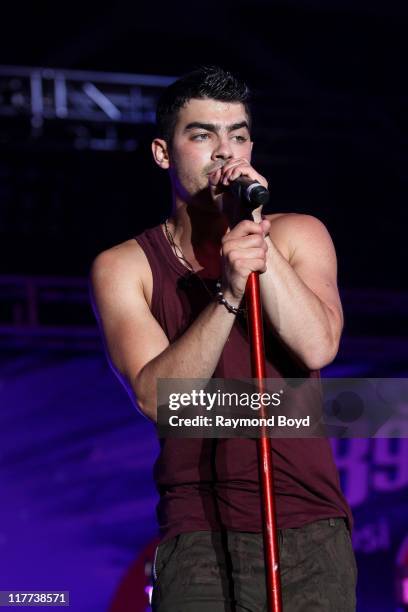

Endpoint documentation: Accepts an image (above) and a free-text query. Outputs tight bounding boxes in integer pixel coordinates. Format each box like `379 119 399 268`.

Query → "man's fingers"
219 160 268 189
235 259 267 275
261 219 271 235
221 161 250 185
222 219 264 240
208 169 223 186
223 234 268 251
229 248 267 262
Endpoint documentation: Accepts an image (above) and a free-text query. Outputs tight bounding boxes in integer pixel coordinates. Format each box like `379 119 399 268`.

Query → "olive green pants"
152 518 357 611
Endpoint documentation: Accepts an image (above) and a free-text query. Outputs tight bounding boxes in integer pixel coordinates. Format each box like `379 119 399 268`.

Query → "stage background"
0 1 407 610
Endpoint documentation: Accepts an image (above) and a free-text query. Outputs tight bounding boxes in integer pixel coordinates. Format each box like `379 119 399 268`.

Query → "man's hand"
221 218 271 303
207 159 270 302
208 159 267 224
208 158 268 190
220 158 268 189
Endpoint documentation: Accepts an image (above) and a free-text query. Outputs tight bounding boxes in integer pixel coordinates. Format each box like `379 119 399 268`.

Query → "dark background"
1 0 407 291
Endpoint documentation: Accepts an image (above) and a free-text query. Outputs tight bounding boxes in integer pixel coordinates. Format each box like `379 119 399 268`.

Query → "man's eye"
191 133 209 141
233 135 248 143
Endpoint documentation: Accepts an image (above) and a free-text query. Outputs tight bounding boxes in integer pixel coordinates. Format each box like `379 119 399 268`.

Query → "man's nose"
212 135 234 161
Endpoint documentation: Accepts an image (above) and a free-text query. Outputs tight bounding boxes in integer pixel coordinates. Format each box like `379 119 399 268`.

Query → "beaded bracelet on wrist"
215 281 246 315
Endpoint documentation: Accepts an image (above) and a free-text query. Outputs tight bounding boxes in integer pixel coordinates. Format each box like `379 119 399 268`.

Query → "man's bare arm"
259 213 343 370
217 158 342 371
90 242 246 422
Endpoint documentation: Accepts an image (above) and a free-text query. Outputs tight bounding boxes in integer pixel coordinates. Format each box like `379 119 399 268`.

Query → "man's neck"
166 201 228 277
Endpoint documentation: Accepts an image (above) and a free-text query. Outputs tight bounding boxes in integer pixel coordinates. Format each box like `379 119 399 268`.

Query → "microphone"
229 177 270 208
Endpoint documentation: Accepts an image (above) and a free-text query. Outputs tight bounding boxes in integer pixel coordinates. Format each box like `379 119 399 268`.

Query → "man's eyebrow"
228 121 250 132
184 121 250 133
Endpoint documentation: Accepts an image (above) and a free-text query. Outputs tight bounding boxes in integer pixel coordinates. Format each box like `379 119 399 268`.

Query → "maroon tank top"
135 224 352 542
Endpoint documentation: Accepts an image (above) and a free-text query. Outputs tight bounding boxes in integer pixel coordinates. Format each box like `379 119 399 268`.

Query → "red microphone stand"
245 272 283 612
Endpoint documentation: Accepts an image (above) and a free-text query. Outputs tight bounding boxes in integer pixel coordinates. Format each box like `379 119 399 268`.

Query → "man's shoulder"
265 212 326 231
264 213 333 262
90 238 149 293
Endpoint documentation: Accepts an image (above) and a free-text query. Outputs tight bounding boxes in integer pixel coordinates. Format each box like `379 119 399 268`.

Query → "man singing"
90 66 357 611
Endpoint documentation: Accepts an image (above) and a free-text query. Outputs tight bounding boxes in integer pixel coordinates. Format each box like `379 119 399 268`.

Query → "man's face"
165 98 253 205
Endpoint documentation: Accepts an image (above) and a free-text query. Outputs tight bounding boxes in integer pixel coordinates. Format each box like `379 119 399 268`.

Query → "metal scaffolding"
0 65 176 151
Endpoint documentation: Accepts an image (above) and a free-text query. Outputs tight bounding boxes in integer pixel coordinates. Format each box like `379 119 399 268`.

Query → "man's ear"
152 138 170 169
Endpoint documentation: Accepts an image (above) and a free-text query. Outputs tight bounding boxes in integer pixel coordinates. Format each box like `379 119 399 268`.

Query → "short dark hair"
156 65 251 144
